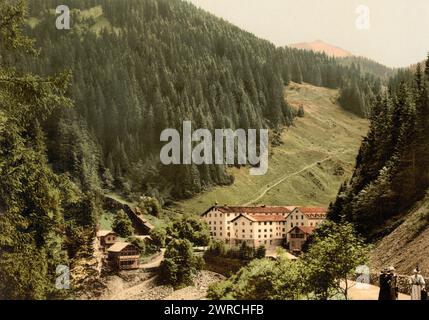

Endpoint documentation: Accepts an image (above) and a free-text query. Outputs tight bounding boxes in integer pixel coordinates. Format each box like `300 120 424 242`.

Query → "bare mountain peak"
289 40 352 58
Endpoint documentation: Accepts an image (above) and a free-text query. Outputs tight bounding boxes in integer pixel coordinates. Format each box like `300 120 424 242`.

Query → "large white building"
200 205 327 248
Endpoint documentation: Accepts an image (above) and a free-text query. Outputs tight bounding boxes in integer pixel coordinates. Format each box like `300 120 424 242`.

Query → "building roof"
96 230 117 237
288 226 315 235
295 207 327 219
201 205 296 216
107 242 134 253
231 213 287 223
298 207 326 214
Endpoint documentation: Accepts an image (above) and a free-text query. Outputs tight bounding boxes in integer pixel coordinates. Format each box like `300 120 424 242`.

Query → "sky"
187 0 429 68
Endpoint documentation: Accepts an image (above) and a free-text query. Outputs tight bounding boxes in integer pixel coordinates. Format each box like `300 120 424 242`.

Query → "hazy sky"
187 0 429 68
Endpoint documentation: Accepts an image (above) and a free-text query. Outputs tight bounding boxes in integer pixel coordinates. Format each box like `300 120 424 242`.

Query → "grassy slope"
370 192 429 274
176 82 369 215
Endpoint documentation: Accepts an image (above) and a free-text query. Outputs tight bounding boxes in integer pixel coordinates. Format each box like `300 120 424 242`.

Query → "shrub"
112 209 133 238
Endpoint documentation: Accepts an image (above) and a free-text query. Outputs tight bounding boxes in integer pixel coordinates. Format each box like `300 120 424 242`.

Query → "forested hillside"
0 0 99 299
329 56 429 240
339 56 396 79
13 0 381 202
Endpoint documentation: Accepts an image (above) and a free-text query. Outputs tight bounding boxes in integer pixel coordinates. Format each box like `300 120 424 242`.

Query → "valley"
177 82 369 215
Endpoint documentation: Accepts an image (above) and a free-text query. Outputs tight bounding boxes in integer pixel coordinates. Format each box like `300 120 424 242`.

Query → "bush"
128 236 146 255
112 209 133 238
167 215 210 246
137 196 162 217
160 239 203 287
255 245 266 259
149 227 167 251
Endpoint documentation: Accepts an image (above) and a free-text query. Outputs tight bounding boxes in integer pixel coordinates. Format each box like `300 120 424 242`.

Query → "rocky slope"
370 192 429 276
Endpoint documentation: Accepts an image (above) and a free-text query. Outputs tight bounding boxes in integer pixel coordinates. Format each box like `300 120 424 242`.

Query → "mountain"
19 0 380 203
339 56 396 79
370 191 429 274
289 40 352 58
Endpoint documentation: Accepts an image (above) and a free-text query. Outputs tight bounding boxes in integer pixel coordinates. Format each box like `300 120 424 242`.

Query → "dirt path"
106 274 159 300
140 249 166 269
344 280 410 300
242 150 352 206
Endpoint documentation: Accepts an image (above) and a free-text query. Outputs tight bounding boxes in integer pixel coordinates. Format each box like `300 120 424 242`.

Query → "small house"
97 230 118 249
288 226 315 253
107 242 140 270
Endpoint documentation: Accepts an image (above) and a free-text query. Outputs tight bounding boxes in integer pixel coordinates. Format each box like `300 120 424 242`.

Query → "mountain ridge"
289 40 352 58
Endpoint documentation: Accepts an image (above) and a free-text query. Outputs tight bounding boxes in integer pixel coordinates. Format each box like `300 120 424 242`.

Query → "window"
258 235 261 238
291 223 293 228
213 232 217 236
209 221 212 225
214 214 217 218
242 230 245 233
301 223 304 226
264 235 267 238
235 222 238 226
258 229 261 233
264 222 267 225
220 226 222 230
242 222 245 226
214 227 216 230
208 214 211 218
214 221 216 225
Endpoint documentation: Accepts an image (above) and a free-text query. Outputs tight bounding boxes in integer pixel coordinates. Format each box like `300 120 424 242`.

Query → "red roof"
297 207 327 219
298 207 326 214
231 214 287 223
289 226 315 235
202 205 295 216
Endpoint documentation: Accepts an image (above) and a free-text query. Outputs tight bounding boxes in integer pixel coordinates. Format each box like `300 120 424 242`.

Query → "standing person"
378 268 391 300
387 266 398 300
409 268 426 300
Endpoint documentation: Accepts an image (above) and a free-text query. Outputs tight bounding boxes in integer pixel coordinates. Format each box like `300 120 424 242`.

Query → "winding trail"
140 249 166 269
242 150 352 206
